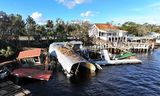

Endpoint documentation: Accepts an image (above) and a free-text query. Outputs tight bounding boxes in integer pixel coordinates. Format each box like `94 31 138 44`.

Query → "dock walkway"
0 81 31 96
0 60 16 67
92 38 155 53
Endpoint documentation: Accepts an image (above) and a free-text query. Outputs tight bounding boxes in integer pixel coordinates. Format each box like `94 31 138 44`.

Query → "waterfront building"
88 23 127 42
88 23 155 52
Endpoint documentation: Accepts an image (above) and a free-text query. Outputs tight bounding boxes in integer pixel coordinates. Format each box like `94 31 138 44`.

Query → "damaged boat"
81 49 142 66
49 42 99 77
12 48 52 81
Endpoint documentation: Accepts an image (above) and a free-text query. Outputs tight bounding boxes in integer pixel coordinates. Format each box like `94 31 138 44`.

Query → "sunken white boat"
49 42 96 77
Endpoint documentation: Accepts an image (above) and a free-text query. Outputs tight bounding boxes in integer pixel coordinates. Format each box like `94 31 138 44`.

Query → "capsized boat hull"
49 44 96 77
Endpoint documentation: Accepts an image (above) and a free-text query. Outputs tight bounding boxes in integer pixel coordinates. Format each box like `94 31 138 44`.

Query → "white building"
88 23 128 42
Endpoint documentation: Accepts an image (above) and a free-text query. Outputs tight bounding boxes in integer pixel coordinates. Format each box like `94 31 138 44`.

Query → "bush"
0 46 14 57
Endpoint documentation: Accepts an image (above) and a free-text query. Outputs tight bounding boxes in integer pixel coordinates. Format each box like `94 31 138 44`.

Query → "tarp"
115 52 136 59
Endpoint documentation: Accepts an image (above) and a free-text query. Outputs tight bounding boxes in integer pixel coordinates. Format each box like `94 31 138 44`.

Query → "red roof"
95 23 118 31
17 48 41 59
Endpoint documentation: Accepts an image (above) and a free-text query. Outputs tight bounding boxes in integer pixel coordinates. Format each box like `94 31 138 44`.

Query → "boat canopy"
17 48 41 59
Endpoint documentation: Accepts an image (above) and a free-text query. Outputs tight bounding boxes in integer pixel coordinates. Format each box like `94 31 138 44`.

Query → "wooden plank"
0 60 16 66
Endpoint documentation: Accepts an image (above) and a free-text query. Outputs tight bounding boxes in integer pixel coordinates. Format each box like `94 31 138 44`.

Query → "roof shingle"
95 23 118 31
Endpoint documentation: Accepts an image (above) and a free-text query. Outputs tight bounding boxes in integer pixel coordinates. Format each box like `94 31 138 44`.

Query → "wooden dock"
0 81 31 96
85 42 153 54
0 60 16 67
91 37 155 53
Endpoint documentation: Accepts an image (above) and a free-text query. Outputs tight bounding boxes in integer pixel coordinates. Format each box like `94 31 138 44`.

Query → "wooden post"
44 55 50 71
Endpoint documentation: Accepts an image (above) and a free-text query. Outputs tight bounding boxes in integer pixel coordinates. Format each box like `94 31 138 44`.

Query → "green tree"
68 21 91 45
9 14 25 38
0 46 14 57
8 14 25 48
55 18 67 41
120 21 139 36
35 25 46 42
0 11 11 40
26 16 36 46
80 21 91 45
46 20 54 43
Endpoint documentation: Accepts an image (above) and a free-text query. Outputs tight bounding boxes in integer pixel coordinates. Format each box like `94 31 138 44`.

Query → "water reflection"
70 72 96 84
2 48 160 96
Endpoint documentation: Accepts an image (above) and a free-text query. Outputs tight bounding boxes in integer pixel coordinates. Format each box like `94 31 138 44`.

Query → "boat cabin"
12 48 52 81
17 48 45 67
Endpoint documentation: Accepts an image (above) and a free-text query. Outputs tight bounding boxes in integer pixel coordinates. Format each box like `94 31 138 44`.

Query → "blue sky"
1 0 160 25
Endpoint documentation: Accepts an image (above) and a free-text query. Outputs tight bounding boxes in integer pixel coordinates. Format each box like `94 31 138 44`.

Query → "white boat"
49 42 97 77
82 49 142 66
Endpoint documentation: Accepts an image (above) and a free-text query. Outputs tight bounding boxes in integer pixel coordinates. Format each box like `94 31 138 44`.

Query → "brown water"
16 48 160 96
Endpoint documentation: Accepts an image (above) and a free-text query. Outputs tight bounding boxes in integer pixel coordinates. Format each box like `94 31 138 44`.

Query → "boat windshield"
88 51 103 61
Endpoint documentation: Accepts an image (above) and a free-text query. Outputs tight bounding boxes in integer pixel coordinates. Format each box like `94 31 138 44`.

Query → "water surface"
21 48 160 96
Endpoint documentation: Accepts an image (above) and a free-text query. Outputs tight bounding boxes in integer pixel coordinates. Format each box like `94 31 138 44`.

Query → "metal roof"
17 48 41 59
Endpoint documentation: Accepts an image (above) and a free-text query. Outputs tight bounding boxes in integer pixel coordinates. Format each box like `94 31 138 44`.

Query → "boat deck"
12 68 52 81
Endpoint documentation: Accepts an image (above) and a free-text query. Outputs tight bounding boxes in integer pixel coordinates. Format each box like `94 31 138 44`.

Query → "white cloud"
83 18 90 22
66 1 76 9
75 0 85 4
56 0 89 9
31 12 42 21
80 11 97 23
31 12 47 25
148 2 160 10
112 15 160 25
81 11 94 18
